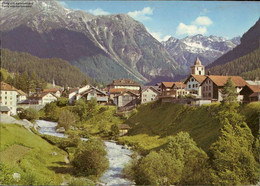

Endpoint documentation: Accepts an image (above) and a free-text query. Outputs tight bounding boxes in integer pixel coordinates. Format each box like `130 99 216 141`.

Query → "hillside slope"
207 18 260 70
1 48 93 87
119 102 260 154
206 47 260 79
0 124 68 185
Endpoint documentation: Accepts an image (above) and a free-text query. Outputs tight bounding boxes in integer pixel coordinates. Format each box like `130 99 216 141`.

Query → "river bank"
36 120 135 185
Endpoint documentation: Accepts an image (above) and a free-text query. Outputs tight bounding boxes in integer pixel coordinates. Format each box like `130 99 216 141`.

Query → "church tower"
190 57 205 75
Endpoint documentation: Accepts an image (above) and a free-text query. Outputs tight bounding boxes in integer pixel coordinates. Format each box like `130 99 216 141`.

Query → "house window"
151 98 154 101
5 92 7 95
192 84 195 88
191 79 194 82
209 86 211 90
206 86 208 91
196 84 198 87
189 85 191 88
208 93 211 97
203 87 205 91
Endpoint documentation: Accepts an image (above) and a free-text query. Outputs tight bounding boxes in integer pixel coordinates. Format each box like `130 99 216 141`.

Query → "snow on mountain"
162 34 241 72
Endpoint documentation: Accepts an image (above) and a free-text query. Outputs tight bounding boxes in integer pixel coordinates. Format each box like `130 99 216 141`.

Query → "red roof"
247 85 260 93
205 75 247 87
1 81 18 91
109 88 127 94
249 92 260 98
161 82 174 88
172 82 186 89
108 79 140 86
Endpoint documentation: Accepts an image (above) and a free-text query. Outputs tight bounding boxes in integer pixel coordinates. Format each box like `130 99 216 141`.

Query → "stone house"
114 91 140 108
200 75 247 102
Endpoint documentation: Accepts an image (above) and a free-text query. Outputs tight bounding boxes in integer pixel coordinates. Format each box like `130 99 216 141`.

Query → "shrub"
56 97 69 107
58 110 76 131
18 108 39 121
72 138 109 178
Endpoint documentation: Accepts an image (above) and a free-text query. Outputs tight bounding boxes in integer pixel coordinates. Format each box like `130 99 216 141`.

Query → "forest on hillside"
207 47 260 80
1 49 94 87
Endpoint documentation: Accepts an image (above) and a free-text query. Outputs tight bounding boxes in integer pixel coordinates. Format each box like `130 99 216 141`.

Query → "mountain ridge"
0 0 182 84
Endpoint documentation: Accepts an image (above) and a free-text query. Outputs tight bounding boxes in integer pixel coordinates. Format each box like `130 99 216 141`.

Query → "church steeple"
191 57 205 75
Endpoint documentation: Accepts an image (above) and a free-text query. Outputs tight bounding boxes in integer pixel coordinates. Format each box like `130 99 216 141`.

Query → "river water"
36 120 134 185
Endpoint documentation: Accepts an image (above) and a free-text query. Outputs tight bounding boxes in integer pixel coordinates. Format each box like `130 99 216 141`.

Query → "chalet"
107 79 141 101
141 86 160 104
0 81 19 115
43 89 61 98
80 87 108 104
27 92 57 105
119 124 131 136
184 57 206 97
240 85 260 103
201 76 247 102
114 90 140 108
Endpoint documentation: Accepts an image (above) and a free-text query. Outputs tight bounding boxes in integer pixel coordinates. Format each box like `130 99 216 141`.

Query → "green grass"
82 105 124 136
119 101 260 154
119 102 222 153
0 124 69 185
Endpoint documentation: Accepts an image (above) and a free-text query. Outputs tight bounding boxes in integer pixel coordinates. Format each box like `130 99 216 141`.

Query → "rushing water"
35 120 134 185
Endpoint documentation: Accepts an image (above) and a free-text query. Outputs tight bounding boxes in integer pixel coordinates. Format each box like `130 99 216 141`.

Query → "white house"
0 81 18 115
43 89 61 98
141 86 160 104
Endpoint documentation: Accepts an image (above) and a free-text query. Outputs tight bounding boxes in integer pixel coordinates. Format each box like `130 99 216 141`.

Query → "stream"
36 120 134 185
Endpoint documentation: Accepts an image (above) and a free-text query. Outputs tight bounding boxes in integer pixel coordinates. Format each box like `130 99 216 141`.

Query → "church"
184 57 207 98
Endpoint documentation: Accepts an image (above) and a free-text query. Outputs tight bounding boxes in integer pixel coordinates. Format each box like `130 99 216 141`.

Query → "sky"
58 1 260 41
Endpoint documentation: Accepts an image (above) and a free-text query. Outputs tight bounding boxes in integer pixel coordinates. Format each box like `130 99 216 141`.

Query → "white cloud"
88 8 110 15
128 7 153 21
176 16 213 36
146 28 171 42
176 23 207 36
193 16 213 26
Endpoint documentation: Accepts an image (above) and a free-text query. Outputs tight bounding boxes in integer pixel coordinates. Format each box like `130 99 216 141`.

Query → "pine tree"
209 78 259 185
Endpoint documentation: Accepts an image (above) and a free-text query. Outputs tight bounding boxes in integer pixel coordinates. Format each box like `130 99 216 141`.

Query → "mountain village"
1 57 259 116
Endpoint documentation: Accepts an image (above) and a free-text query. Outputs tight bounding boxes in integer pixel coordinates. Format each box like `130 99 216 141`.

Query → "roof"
203 75 247 87
172 82 186 89
161 82 174 88
249 92 260 98
17 89 27 96
80 87 107 96
119 124 130 130
184 75 207 84
115 90 139 97
69 88 78 94
109 88 127 94
43 89 60 93
193 57 202 66
1 81 18 91
246 80 260 85
247 85 260 93
0 106 10 112
108 79 140 86
141 86 160 94
28 92 56 99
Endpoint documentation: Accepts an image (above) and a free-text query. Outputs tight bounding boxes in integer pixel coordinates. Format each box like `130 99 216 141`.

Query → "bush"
72 138 109 178
18 108 39 121
56 97 69 107
58 110 76 131
68 177 95 186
